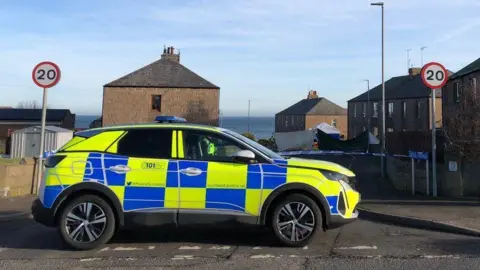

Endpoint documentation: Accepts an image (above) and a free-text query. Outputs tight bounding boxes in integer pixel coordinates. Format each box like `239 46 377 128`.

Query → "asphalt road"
1 217 479 269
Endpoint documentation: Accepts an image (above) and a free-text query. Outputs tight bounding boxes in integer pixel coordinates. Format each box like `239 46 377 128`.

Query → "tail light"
45 155 66 168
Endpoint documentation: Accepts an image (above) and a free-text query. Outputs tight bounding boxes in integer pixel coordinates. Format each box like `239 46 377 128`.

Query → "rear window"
116 129 173 159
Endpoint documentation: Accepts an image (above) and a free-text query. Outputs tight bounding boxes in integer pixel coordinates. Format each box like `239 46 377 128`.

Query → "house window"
387 128 394 132
415 101 421 118
472 78 477 99
388 102 393 117
401 101 406 118
152 95 162 111
331 119 337 128
373 102 378 117
454 82 461 103
353 104 356 117
362 102 366 117
373 127 378 136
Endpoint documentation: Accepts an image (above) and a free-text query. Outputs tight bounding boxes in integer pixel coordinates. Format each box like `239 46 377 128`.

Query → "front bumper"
31 198 55 227
328 210 359 229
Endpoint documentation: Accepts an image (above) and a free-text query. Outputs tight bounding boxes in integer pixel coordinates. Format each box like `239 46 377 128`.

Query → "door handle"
180 167 202 176
109 165 131 174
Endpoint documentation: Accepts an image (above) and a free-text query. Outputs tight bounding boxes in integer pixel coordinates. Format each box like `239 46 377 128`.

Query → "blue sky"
1 0 479 116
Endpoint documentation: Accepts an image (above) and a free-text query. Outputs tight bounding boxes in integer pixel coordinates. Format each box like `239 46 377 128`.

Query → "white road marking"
250 254 276 259
302 246 308 250
179 246 201 250
253 247 262 250
80 258 101 262
209 246 230 250
0 248 7 253
172 255 195 260
113 247 142 251
148 246 155 250
422 255 460 259
336 245 378 250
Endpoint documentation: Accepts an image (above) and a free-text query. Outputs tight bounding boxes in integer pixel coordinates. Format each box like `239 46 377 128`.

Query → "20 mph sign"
32 61 61 88
421 62 448 90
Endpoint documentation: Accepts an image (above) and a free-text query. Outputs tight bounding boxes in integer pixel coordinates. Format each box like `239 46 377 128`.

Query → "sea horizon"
75 115 275 140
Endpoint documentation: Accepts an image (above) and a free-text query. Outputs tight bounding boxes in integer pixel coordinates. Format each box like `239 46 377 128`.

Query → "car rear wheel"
58 195 116 250
270 194 322 247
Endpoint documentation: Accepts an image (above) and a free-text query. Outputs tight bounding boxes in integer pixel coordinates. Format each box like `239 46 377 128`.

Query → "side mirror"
232 150 256 163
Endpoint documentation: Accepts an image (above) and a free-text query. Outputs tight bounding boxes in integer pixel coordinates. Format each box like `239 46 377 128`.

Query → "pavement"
0 195 34 222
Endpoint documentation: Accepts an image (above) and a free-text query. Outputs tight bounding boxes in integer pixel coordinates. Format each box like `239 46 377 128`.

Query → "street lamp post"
421 46 427 66
371 2 386 178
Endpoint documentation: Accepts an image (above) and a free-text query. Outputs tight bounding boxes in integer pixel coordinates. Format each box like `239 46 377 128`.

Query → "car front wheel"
58 195 116 250
270 194 322 247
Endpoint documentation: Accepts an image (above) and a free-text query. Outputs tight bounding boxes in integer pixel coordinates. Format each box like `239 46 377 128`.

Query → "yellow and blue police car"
31 116 360 250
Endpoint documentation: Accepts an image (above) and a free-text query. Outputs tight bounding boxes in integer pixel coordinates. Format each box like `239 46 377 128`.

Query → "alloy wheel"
64 202 107 243
276 202 315 242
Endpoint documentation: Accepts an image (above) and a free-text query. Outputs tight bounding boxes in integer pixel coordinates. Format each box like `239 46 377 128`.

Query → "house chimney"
307 90 318 99
408 67 422 77
161 45 180 63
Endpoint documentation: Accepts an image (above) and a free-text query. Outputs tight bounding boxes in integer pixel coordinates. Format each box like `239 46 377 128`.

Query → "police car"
31 116 360 250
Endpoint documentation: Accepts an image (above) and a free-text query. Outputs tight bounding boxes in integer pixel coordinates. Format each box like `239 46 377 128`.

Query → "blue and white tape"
278 150 428 160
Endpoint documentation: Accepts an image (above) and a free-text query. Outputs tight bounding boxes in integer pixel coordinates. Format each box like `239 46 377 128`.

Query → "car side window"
182 130 247 163
117 129 172 159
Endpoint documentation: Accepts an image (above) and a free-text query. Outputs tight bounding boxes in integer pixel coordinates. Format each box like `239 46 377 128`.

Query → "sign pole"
431 88 437 197
421 62 447 198
36 87 48 195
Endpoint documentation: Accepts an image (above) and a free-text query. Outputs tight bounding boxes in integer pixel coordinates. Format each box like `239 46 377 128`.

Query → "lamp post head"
371 2 384 6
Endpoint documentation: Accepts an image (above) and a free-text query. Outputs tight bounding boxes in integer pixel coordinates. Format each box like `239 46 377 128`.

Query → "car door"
100 128 179 225
175 129 263 225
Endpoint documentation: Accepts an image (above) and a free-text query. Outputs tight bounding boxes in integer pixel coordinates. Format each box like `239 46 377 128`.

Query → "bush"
242 132 256 141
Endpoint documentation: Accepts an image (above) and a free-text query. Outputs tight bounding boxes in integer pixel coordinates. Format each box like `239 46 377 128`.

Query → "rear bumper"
327 210 359 230
31 198 55 227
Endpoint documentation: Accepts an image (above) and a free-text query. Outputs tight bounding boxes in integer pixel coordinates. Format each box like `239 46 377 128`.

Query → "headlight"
319 170 348 181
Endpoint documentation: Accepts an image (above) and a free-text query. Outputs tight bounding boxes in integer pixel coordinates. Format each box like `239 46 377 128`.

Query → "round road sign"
32 61 61 88
421 62 448 89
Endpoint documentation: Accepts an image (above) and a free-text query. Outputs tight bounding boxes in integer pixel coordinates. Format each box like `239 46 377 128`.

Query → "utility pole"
421 46 427 66
407 49 412 71
247 99 251 133
364 79 371 131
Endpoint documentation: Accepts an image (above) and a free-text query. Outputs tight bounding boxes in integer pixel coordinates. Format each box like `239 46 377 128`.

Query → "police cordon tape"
42 150 427 160
278 150 429 160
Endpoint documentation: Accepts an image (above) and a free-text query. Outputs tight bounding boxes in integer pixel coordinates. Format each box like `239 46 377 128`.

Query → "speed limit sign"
421 62 448 90
32 61 61 88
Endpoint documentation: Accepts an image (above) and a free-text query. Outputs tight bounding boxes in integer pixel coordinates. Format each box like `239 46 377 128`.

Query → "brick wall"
102 87 220 126
306 115 347 137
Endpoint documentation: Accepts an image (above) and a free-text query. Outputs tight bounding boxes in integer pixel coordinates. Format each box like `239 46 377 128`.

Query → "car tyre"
270 194 322 247
58 194 116 250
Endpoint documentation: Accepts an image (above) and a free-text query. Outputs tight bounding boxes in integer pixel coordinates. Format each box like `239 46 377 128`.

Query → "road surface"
0 216 479 269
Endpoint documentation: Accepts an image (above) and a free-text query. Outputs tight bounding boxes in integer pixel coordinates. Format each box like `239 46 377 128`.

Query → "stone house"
275 90 348 138
102 46 220 127
347 67 449 139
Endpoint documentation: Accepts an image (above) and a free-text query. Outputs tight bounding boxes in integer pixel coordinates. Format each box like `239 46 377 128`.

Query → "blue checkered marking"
326 195 339 214
166 161 179 188
83 153 104 184
124 187 165 211
206 188 246 212
273 159 288 165
43 185 64 208
124 200 164 211
103 154 129 186
246 164 262 189
178 161 208 188
261 164 287 189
